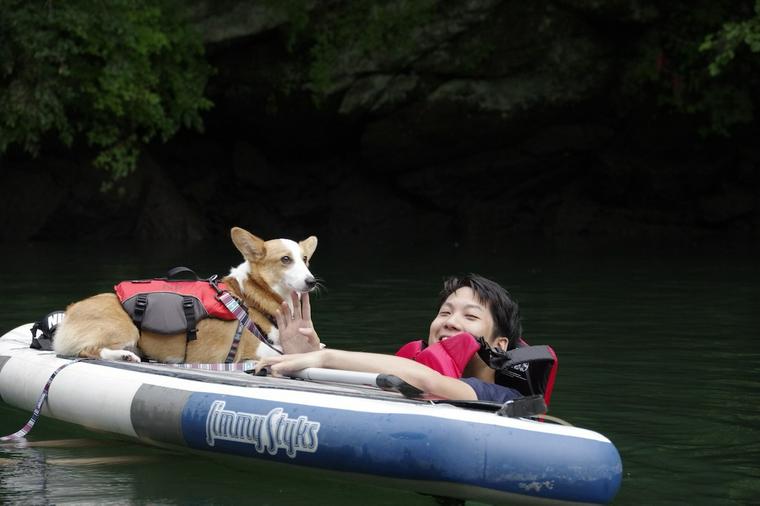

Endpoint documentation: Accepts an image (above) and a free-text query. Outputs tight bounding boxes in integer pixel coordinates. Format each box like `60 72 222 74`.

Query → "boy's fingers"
276 305 290 328
255 358 271 374
279 301 292 323
275 309 284 328
290 292 301 319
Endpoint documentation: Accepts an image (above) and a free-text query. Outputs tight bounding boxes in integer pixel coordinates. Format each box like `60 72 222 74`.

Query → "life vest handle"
166 266 201 280
502 345 556 367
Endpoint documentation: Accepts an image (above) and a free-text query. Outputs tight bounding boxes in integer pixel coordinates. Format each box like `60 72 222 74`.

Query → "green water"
1 240 758 505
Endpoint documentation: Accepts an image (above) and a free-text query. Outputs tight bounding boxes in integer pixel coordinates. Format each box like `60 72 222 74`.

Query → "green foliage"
0 0 213 181
270 0 311 51
700 0 760 76
621 1 760 136
265 0 437 103
309 0 436 98
695 1 760 134
268 0 759 136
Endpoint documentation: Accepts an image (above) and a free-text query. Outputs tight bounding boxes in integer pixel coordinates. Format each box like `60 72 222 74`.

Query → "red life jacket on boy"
395 332 558 406
395 332 481 377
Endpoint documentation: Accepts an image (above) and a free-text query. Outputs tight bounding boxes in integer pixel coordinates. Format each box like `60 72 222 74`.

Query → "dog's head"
229 227 318 300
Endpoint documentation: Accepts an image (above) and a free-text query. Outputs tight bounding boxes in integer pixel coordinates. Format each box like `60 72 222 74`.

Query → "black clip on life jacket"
476 337 558 405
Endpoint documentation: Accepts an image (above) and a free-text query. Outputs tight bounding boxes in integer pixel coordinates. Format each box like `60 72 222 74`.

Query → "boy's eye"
439 311 450 317
281 256 292 265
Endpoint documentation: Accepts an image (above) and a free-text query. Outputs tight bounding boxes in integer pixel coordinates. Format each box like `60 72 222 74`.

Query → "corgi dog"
52 227 318 363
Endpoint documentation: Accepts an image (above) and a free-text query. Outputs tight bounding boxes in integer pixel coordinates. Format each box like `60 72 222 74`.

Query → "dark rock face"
0 167 62 242
3 0 759 246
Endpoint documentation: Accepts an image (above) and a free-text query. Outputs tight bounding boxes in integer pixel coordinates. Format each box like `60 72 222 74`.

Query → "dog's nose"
305 277 317 290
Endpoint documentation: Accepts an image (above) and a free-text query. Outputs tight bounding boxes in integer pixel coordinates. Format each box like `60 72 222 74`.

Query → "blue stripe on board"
180 393 622 504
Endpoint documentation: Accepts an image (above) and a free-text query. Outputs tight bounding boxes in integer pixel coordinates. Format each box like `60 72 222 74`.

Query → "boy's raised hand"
277 292 321 354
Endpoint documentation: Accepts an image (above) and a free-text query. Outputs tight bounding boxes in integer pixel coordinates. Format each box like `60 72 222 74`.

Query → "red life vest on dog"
114 277 236 340
115 279 234 320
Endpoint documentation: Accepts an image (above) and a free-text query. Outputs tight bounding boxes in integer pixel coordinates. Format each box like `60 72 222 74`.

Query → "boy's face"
428 287 498 346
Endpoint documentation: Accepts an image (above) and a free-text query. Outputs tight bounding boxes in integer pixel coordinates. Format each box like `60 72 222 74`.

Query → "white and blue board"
0 323 622 504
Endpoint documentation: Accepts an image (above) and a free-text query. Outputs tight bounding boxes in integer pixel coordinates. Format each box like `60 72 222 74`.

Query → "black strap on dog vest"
182 296 198 341
133 294 149 330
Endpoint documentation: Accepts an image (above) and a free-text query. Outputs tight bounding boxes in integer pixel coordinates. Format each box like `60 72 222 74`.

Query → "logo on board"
205 400 320 458
47 312 65 328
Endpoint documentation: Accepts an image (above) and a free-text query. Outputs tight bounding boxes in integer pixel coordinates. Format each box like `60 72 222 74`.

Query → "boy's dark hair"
438 274 522 347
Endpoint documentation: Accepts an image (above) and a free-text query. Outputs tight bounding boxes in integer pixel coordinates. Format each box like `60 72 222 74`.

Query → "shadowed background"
1 0 759 246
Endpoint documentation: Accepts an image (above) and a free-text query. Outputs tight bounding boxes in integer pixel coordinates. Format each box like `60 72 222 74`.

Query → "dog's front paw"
121 351 141 363
101 348 142 362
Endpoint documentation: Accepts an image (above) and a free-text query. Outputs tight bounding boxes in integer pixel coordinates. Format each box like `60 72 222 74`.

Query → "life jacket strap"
182 296 198 341
224 320 245 363
132 294 148 330
502 345 556 368
216 292 282 355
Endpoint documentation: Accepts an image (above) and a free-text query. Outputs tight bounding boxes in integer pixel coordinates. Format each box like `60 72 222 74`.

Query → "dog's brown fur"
53 227 317 363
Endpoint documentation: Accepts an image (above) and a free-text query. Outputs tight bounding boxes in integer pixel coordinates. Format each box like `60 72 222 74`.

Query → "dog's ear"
299 236 318 261
231 227 266 262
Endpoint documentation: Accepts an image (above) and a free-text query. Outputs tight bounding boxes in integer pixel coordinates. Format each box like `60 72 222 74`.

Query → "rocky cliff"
2 0 758 245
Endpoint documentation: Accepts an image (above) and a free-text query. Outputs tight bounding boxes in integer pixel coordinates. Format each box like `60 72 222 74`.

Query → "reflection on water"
1 240 758 504
1 439 142 504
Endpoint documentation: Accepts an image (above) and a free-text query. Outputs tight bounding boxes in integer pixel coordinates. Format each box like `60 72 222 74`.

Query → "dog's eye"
302 256 308 264
281 256 292 265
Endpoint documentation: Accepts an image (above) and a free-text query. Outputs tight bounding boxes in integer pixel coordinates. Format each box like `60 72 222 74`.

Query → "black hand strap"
166 266 200 280
133 294 149 330
182 296 198 341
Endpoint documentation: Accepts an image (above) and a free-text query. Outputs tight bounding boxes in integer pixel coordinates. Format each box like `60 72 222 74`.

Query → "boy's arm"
257 349 478 400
